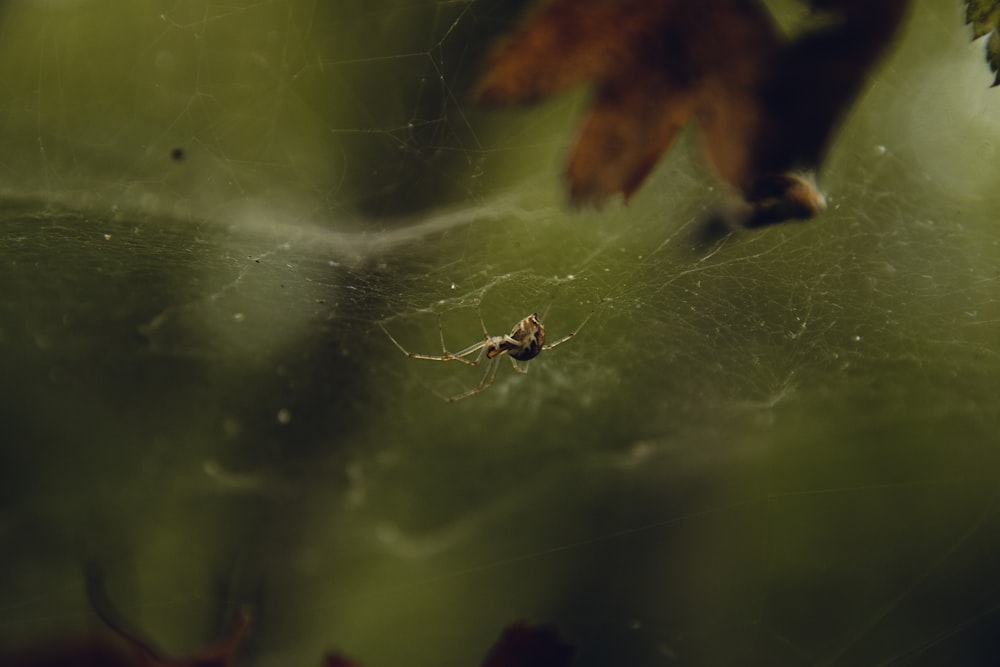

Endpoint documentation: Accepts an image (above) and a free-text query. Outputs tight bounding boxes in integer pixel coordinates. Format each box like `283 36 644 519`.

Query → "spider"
380 310 591 402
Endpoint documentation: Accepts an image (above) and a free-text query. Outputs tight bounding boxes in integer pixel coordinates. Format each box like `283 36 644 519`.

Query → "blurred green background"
2 1 1000 665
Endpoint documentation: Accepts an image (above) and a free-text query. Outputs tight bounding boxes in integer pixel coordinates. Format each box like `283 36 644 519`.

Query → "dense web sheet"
2 2 1000 666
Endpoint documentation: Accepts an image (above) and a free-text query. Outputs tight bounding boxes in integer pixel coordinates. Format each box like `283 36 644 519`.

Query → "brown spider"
380 310 590 402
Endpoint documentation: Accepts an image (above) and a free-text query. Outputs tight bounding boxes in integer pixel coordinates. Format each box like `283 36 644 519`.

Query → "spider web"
2 1 1000 666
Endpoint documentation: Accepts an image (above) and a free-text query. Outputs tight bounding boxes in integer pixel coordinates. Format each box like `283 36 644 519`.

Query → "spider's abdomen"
509 313 545 361
510 340 541 361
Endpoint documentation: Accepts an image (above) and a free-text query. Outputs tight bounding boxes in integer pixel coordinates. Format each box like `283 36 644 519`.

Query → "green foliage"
966 0 1000 85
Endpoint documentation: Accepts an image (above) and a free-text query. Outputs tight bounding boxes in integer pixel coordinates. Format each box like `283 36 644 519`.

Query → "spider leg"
444 356 503 402
509 356 529 375
440 308 505 366
476 307 491 338
380 321 488 365
541 310 594 351
437 314 490 366
447 338 492 365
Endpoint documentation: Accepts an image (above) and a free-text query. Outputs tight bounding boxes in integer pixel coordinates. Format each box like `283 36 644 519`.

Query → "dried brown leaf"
479 0 911 226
